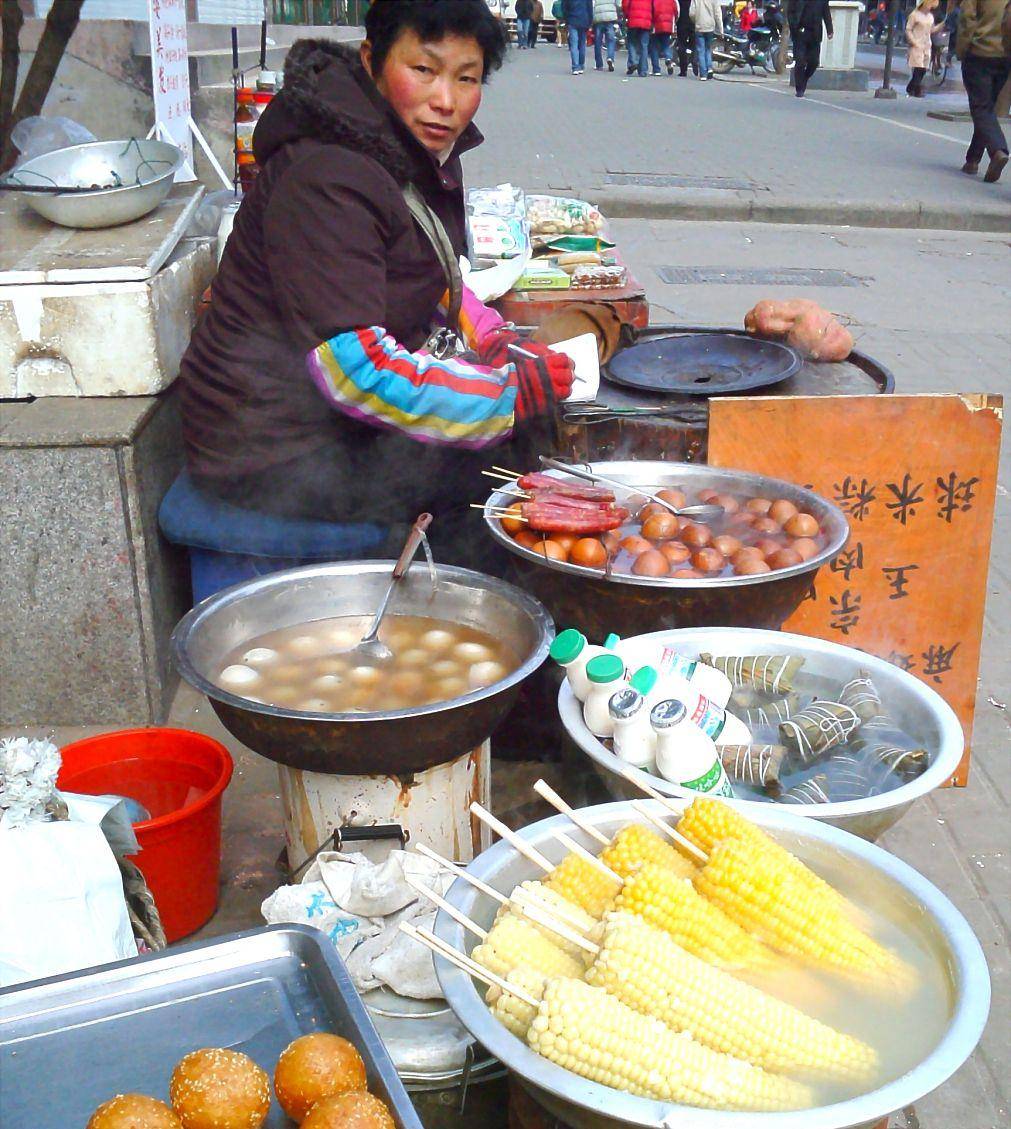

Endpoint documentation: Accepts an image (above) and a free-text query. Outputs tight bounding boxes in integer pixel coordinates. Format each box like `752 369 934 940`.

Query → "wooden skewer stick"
491 465 523 478
615 764 709 863
400 922 538 1007
471 503 528 521
510 888 599 955
629 799 701 862
414 842 507 905
532 779 609 846
469 802 554 874
481 469 517 482
403 874 488 940
547 828 622 884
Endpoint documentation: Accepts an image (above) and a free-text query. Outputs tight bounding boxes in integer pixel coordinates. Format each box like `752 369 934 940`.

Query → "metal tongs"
561 402 707 426
539 456 725 523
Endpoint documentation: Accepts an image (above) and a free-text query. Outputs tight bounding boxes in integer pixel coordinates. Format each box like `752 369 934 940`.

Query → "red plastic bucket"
57 728 234 942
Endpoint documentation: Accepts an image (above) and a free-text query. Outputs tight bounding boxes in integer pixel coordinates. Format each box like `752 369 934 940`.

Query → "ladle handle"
393 512 433 579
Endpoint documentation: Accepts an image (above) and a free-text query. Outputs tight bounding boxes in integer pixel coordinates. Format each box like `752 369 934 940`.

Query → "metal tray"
0 925 424 1128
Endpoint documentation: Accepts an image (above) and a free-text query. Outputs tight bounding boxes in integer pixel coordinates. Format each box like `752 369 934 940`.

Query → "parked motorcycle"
712 24 791 73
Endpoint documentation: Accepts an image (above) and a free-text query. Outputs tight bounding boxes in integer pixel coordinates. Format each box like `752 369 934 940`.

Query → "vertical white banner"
148 0 196 180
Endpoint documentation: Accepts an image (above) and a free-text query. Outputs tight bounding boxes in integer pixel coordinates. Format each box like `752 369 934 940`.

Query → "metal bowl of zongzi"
558 627 964 841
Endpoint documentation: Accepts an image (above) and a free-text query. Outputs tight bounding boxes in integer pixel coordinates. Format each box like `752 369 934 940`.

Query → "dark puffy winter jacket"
563 0 595 27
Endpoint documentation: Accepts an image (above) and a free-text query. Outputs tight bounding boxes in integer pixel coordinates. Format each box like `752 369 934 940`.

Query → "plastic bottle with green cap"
582 652 628 738
549 628 621 703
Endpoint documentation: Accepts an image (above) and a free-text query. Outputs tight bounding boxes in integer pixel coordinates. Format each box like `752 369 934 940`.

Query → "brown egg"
499 503 526 535
712 493 741 515
751 516 783 535
732 547 765 567
601 530 622 555
767 547 804 570
697 488 720 504
680 522 712 548
769 499 799 525
642 513 680 541
671 568 704 579
713 534 742 558
785 512 820 538
513 530 540 549
621 535 654 556
734 555 772 575
745 497 773 515
660 541 692 566
791 536 820 561
728 511 757 529
570 538 608 569
274 1034 367 1123
551 533 578 553
170 1048 270 1129
637 502 668 521
632 550 670 577
88 1095 182 1129
693 547 726 573
532 540 568 562
656 487 687 509
755 537 784 558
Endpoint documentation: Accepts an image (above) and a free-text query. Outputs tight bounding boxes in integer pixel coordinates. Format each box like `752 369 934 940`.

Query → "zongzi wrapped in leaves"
780 701 862 765
700 654 804 695
717 744 786 792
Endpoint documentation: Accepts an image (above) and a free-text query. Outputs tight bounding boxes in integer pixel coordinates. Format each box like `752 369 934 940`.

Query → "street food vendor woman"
178 0 574 564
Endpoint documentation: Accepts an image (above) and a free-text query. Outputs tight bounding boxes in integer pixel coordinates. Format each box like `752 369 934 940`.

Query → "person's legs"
516 17 528 46
606 21 617 62
594 22 605 67
962 54 1010 165
649 32 662 73
578 26 587 68
705 31 716 76
626 24 639 71
636 27 651 74
568 23 582 69
528 19 539 46
659 32 675 72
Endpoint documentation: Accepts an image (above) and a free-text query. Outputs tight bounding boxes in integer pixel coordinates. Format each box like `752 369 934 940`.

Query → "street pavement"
462 43 1010 230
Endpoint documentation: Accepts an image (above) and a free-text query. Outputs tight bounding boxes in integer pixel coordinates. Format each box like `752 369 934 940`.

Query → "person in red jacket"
623 0 654 74
739 0 760 29
649 0 680 72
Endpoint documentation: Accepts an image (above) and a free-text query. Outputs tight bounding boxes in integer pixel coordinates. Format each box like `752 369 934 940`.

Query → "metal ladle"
346 512 433 662
539 456 725 523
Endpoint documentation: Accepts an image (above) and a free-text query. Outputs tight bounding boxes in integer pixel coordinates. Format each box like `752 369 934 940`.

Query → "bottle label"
689 694 727 741
681 760 735 797
659 647 698 682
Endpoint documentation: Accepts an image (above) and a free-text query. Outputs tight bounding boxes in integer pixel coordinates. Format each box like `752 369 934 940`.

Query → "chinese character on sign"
829 542 864 582
882 563 919 600
936 472 980 522
800 580 817 603
828 588 862 635
833 477 876 521
921 642 960 683
884 473 925 525
883 651 917 672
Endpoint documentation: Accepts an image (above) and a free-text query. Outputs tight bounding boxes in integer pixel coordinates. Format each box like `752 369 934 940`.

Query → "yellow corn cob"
615 861 772 969
471 912 586 982
485 967 547 1040
585 912 878 1083
501 880 597 957
543 852 620 919
527 978 813 1112
695 837 911 987
600 822 697 881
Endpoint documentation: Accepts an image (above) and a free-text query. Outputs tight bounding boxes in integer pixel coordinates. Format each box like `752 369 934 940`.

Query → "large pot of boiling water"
171 562 554 774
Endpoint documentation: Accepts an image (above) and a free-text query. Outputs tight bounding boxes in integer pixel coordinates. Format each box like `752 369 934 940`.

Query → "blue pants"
516 17 530 46
695 30 715 75
627 26 651 74
568 24 587 69
593 21 617 67
649 31 674 72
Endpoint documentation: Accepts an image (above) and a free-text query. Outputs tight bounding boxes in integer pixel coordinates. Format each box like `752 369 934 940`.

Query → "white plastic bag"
11 116 96 165
260 881 379 960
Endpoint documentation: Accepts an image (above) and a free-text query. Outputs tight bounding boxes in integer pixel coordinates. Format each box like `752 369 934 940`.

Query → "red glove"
478 330 576 414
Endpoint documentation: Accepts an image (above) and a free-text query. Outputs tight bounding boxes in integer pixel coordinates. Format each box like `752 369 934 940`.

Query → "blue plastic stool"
159 471 388 603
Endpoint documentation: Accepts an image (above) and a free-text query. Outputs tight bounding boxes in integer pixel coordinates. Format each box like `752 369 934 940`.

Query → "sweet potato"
743 299 853 362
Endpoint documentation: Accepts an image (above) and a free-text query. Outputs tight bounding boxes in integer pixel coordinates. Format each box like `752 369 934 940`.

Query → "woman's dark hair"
364 0 509 82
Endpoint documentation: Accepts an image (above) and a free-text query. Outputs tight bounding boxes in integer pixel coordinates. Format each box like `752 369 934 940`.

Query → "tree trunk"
1 0 84 172
0 0 25 141
774 19 791 75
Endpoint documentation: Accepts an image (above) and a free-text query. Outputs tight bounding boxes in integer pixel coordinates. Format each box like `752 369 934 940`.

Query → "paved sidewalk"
463 47 1010 230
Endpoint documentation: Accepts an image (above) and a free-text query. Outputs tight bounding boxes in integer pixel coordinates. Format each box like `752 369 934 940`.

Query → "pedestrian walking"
788 0 834 95
593 0 621 67
677 0 698 72
623 0 655 74
868 0 888 40
957 0 1011 181
553 0 567 46
740 0 760 29
564 0 594 71
529 0 544 44
690 0 724 76
650 0 680 73
905 0 939 93
516 0 534 47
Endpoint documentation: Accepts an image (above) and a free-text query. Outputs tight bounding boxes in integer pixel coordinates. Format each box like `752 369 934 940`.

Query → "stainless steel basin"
171 562 554 775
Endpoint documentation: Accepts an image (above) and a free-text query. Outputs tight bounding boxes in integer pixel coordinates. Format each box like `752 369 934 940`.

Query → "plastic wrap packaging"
526 194 604 236
570 263 627 290
0 736 62 829
467 182 528 260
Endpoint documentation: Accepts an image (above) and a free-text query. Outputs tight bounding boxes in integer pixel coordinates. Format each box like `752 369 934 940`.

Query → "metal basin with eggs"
559 628 964 841
171 562 554 775
435 800 990 1129
483 461 849 635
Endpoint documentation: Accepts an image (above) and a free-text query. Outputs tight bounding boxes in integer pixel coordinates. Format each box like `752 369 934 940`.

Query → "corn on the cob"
471 912 586 982
527 978 813 1112
543 852 620 918
504 880 597 953
599 822 697 881
486 966 547 1040
694 837 910 987
615 861 772 969
585 912 878 1083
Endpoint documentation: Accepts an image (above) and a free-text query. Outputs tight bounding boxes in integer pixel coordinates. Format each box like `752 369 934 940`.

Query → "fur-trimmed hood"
253 39 483 184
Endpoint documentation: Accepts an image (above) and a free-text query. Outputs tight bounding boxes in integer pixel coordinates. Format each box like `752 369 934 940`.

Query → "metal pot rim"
560 627 966 820
483 461 850 589
435 800 991 1129
12 139 183 198
170 560 554 724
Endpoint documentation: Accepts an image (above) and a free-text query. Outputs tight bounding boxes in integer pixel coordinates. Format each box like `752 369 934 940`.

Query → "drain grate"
604 173 757 191
656 266 865 287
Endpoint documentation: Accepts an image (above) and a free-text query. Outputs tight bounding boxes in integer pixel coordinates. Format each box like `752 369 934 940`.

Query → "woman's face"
362 30 484 156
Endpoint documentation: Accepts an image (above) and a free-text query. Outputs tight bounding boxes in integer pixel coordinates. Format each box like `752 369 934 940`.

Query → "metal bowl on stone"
8 139 182 228
435 800 990 1129
484 461 849 635
171 562 554 775
559 628 964 841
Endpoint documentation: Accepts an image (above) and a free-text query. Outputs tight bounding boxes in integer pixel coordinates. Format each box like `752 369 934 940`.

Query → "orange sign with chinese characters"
708 393 1002 784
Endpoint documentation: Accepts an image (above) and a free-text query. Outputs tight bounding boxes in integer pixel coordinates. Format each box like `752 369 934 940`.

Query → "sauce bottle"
609 687 655 768
550 629 621 702
656 646 733 708
650 699 736 797
582 653 628 738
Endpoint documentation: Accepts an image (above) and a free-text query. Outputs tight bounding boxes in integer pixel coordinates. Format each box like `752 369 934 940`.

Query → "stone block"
0 391 189 727
791 66 870 90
